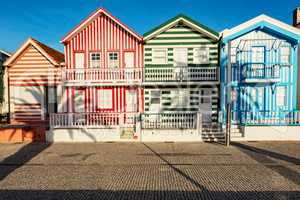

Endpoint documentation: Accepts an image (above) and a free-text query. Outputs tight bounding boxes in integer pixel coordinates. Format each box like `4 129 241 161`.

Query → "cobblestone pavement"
0 142 299 199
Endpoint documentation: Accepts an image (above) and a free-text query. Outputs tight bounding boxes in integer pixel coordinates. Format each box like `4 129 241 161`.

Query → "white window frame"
251 46 265 63
150 90 161 105
90 52 101 68
75 53 85 68
108 52 119 68
97 89 113 109
172 90 190 108
280 46 290 65
152 48 167 64
276 86 286 108
194 47 210 64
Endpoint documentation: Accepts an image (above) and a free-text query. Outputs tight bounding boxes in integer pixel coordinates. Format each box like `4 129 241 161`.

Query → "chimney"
293 8 300 28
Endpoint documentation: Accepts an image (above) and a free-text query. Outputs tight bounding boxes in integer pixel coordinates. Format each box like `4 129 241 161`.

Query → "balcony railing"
141 112 201 129
50 112 137 128
231 111 300 126
62 68 143 83
241 64 280 82
144 66 218 82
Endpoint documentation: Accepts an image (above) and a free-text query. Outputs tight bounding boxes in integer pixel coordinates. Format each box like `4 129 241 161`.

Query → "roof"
4 38 64 67
221 14 300 43
61 7 142 43
0 49 11 57
143 14 219 41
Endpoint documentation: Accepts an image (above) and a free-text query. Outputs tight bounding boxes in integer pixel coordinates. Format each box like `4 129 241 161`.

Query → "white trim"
61 8 142 43
4 38 60 67
0 50 11 57
222 14 300 39
144 17 219 41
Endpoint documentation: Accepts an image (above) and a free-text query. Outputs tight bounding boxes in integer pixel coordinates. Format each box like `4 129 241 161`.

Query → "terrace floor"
0 141 299 199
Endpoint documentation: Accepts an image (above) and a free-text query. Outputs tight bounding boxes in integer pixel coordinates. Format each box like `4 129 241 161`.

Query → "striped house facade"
143 15 220 123
220 15 300 127
4 38 64 123
51 7 144 140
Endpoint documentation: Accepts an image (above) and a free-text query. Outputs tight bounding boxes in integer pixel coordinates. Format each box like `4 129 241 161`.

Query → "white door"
75 53 85 68
74 89 85 112
174 48 187 66
199 89 212 123
126 89 136 112
149 90 161 113
124 52 134 68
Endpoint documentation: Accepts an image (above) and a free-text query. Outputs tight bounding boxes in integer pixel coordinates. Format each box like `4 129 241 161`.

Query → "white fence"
50 112 137 128
230 111 300 125
141 112 201 129
63 68 143 82
144 66 218 82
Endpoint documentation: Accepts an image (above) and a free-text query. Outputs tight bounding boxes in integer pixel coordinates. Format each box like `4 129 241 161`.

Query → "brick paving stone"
0 142 299 199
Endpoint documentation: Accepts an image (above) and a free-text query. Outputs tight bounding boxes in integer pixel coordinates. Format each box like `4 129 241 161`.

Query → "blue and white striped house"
220 15 300 140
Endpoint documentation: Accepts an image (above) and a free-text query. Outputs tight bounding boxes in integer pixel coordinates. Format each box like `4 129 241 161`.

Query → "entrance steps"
201 123 225 142
230 125 244 138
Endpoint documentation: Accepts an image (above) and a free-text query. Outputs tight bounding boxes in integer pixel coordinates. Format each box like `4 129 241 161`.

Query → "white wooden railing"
50 112 137 128
144 66 218 82
63 68 143 82
231 111 300 125
141 112 201 129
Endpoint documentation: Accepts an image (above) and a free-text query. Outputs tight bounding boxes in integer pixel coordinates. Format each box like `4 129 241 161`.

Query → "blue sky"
1 0 299 53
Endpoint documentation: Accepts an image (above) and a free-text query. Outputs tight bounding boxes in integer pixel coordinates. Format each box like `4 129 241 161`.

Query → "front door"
199 89 212 123
126 89 136 112
74 89 85 112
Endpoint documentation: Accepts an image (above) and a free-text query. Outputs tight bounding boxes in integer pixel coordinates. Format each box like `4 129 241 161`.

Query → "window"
90 53 101 68
97 89 113 109
200 90 211 104
14 86 42 104
75 53 84 68
152 49 167 64
108 52 119 68
277 86 286 108
251 46 265 63
150 90 161 104
194 47 210 64
280 47 290 64
172 90 189 107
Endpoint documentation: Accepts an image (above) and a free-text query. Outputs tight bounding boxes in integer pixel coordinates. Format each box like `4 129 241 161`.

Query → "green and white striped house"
142 14 220 129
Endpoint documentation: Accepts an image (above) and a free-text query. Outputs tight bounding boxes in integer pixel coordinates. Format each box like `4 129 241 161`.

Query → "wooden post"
225 41 232 147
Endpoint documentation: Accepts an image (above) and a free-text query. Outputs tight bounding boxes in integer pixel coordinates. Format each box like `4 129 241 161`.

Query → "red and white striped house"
49 8 144 141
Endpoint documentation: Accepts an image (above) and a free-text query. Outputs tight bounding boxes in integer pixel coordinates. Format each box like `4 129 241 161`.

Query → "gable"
222 15 300 44
61 7 142 43
145 23 217 46
11 45 53 67
144 15 219 42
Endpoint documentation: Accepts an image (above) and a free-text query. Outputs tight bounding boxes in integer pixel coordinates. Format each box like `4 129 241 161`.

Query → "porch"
240 64 281 83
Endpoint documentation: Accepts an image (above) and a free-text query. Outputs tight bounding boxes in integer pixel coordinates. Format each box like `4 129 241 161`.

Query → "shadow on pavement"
0 142 51 180
0 190 299 200
232 142 300 186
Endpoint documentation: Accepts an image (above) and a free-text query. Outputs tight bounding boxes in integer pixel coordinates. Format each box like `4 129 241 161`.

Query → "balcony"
62 68 143 86
144 66 219 83
241 64 280 83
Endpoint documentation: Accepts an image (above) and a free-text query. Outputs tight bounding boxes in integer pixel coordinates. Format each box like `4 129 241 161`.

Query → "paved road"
0 142 299 199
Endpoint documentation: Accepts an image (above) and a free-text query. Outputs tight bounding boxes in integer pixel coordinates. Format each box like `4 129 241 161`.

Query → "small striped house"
48 8 144 142
141 15 220 141
4 38 64 124
220 15 300 141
